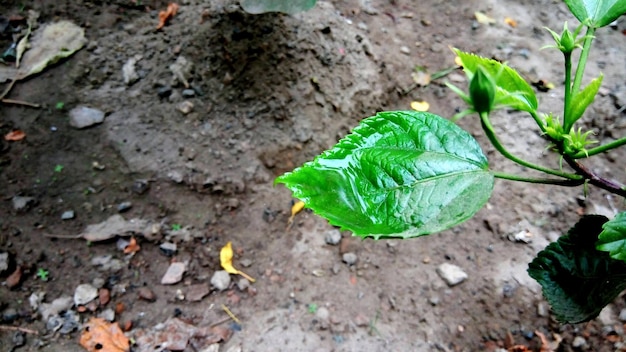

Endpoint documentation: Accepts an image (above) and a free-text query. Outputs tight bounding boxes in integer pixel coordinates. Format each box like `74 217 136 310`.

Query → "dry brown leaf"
220 242 255 282
4 130 26 141
123 236 140 254
504 17 518 27
79 318 129 352
157 3 180 30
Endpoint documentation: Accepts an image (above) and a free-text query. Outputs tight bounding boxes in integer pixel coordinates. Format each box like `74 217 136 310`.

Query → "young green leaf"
565 74 603 128
528 215 626 323
564 0 626 28
454 49 538 113
596 212 626 261
276 111 494 238
241 0 316 14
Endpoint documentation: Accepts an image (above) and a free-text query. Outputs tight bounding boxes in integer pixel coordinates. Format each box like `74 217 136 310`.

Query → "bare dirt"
1 0 626 351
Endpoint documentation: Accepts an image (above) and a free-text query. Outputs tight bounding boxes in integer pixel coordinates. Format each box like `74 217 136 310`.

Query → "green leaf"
597 211 626 261
275 111 494 238
454 49 538 113
241 0 316 14
564 0 626 28
566 74 603 127
528 215 626 323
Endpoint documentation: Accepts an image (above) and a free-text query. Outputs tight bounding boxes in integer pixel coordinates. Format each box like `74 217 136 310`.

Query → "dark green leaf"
566 74 603 127
275 111 494 238
528 215 626 323
564 0 626 28
241 0 317 14
597 212 626 262
454 49 538 113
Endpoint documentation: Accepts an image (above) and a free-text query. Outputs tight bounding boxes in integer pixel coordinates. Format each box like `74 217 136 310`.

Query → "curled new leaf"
220 242 255 282
276 111 494 238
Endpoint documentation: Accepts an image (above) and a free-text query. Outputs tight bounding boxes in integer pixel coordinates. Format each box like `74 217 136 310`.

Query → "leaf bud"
469 66 496 115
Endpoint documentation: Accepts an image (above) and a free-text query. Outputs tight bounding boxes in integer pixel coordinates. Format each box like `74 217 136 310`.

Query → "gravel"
324 229 342 245
74 284 99 306
436 263 468 286
342 252 358 265
69 106 105 129
210 270 231 291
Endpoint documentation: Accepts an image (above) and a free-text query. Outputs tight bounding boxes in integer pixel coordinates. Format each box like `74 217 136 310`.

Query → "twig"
221 304 241 324
564 156 626 197
0 325 39 335
1 98 40 108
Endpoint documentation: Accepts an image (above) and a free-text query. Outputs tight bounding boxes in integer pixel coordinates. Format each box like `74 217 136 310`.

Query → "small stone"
0 252 9 274
182 89 195 98
74 284 98 306
12 331 25 348
236 278 250 291
436 263 468 286
99 288 110 306
122 56 140 85
537 302 549 317
98 308 115 322
342 252 357 266
177 101 194 115
211 270 231 291
316 307 330 329
12 196 34 211
619 308 626 322
61 210 75 220
186 284 210 302
168 170 184 183
598 305 616 326
572 336 586 348
239 258 253 268
161 262 186 285
428 296 440 306
39 296 73 320
92 277 105 289
132 180 150 195
117 201 132 213
2 308 18 323
324 229 342 245
400 46 411 55
69 106 105 129
199 344 220 352
157 85 172 98
138 287 157 302
354 313 369 327
159 242 177 256
29 292 45 310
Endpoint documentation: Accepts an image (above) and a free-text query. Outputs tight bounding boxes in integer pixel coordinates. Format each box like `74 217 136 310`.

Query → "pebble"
436 263 468 286
168 170 184 183
98 308 115 322
122 56 140 85
117 201 133 213
161 262 186 285
400 46 411 55
316 307 330 329
537 302 548 317
99 288 111 306
69 106 105 129
1 308 18 323
29 292 45 310
354 313 369 327
74 284 99 306
39 296 73 320
199 344 220 352
159 242 177 256
324 229 342 245
157 85 172 98
92 277 105 289
572 336 586 348
236 278 250 291
0 252 8 274
182 89 195 98
12 196 34 211
177 101 194 115
138 287 157 302
210 270 231 291
186 283 210 302
61 210 75 220
342 252 358 266
12 331 25 348
619 308 626 322
428 296 440 306
91 255 124 272
132 179 150 195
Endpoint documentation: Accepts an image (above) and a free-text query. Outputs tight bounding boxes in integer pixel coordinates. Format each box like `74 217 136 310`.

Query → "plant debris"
4 130 25 141
79 318 130 352
410 100 430 112
220 242 255 282
287 200 305 229
157 3 180 30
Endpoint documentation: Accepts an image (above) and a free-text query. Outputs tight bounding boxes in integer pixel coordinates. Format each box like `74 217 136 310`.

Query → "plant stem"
565 26 596 131
530 110 546 133
563 156 626 197
479 112 582 180
571 136 626 158
563 51 572 123
493 171 584 186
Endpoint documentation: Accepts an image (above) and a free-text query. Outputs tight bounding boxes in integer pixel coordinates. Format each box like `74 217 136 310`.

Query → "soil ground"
1 0 626 351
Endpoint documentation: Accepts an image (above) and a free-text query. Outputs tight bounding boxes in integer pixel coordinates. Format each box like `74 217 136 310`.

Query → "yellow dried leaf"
410 100 430 112
474 11 496 25
504 17 517 27
220 242 255 282
287 200 305 229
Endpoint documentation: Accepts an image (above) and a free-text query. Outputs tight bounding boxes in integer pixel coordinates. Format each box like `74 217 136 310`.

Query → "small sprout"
36 268 49 281
171 223 182 231
54 164 64 173
308 303 318 314
55 101 65 110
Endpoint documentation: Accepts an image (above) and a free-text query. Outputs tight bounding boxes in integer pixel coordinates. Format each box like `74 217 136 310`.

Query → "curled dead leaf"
123 236 140 254
157 3 180 30
410 100 430 112
220 242 255 282
4 130 26 141
79 318 129 352
287 200 305 229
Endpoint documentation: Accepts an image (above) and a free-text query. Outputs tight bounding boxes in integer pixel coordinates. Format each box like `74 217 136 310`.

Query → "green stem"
530 110 546 133
479 112 582 180
563 51 572 123
493 171 584 186
571 136 626 158
565 26 596 131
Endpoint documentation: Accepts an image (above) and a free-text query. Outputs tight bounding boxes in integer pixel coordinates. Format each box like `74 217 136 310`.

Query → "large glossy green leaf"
241 0 316 14
454 49 538 113
275 111 494 238
596 212 626 262
564 0 626 28
566 74 603 127
528 215 626 323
